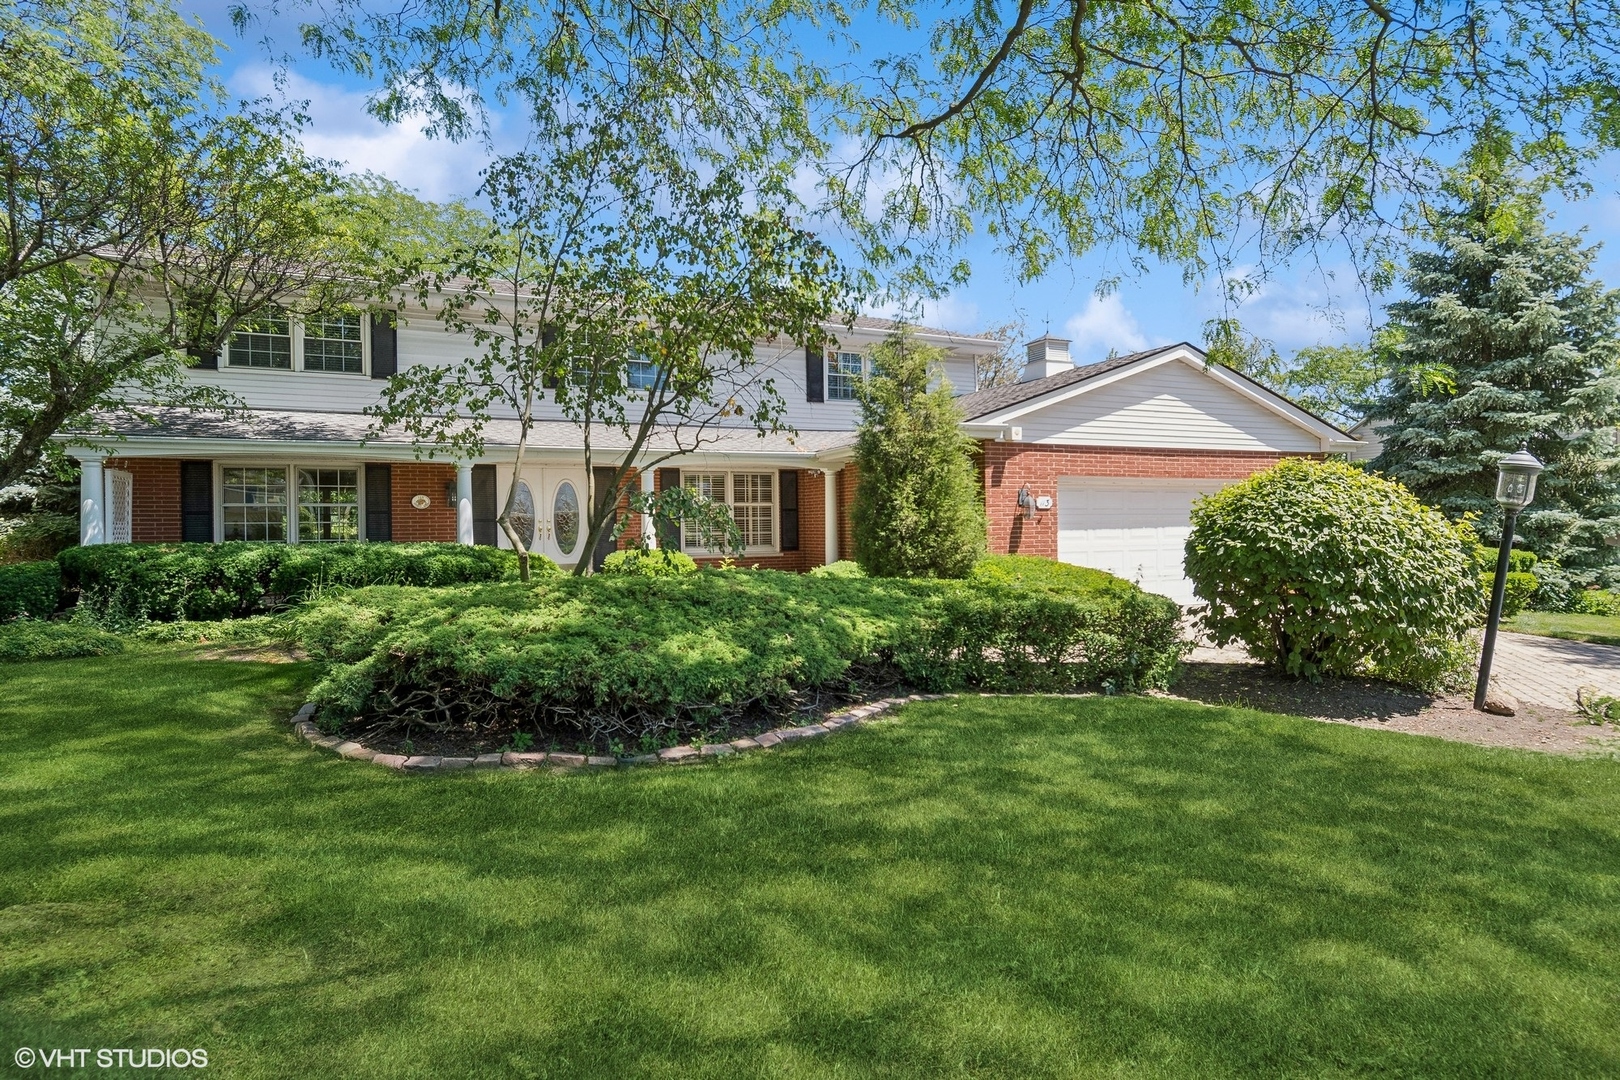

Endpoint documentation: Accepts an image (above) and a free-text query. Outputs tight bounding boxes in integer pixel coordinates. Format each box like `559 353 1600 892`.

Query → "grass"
1506 610 1620 647
2 649 1620 1078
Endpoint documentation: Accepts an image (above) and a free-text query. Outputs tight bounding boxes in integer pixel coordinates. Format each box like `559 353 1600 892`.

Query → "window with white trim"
224 311 368 375
303 314 365 374
627 355 660 390
296 468 359 542
222 467 289 541
228 310 292 369
682 471 775 552
827 350 865 400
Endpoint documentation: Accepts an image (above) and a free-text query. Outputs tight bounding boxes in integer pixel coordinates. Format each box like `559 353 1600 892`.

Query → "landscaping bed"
291 556 1185 755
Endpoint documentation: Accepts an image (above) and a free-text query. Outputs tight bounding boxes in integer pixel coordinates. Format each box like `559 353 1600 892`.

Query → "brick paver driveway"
1489 631 1620 709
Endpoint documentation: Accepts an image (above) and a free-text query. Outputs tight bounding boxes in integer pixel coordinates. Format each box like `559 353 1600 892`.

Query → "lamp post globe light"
1474 444 1545 711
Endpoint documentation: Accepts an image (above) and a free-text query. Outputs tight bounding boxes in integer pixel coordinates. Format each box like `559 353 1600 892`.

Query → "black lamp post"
1474 444 1544 711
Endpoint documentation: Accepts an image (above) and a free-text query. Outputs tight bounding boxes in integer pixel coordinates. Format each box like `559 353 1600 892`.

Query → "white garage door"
1056 478 1232 605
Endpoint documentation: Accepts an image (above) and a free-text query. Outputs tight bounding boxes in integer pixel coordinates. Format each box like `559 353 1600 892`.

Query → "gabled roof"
954 346 1169 419
846 315 1001 343
956 342 1359 448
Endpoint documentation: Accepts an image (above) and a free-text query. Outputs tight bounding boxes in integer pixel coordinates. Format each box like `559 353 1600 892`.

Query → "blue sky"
185 1 1620 364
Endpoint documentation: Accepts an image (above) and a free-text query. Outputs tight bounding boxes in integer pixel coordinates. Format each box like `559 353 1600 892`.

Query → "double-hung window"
682 471 775 553
827 350 865 400
626 354 660 391
303 314 365 373
225 309 367 374
220 466 359 543
228 310 293 369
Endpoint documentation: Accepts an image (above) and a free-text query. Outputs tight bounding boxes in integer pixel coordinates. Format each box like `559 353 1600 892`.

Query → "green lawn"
3 650 1620 1078
1507 610 1620 647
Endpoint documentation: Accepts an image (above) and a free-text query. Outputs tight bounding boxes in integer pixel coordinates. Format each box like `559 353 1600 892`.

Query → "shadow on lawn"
1 654 1618 1078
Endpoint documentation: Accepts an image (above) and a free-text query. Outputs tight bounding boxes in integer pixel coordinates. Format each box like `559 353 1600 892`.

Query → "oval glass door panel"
553 480 580 555
509 481 537 551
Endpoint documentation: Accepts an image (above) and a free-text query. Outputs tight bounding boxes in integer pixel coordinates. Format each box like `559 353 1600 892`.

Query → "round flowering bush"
1185 458 1481 682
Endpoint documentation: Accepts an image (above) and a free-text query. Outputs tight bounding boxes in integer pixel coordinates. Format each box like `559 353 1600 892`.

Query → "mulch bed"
1170 653 1620 756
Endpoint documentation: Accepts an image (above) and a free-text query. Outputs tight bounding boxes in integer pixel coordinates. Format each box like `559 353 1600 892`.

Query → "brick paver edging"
284 695 948 772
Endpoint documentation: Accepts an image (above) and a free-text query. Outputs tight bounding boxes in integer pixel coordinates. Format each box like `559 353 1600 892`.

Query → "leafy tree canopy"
250 0 1620 295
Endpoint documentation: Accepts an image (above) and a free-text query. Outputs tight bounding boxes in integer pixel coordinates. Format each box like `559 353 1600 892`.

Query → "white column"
640 467 657 548
455 463 474 545
77 451 107 546
823 466 840 565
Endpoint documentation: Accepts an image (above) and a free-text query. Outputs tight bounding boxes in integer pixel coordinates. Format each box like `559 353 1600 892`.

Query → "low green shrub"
1480 570 1539 618
0 560 62 620
293 564 1184 744
968 554 1139 598
0 620 124 662
599 548 697 577
58 542 531 622
1575 588 1620 617
1185 459 1481 682
809 560 865 578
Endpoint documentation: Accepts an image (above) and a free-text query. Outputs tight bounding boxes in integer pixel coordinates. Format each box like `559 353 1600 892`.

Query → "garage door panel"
1056 478 1230 605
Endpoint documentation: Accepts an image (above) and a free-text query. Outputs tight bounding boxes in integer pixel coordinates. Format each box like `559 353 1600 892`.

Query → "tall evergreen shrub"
1368 150 1620 582
851 324 986 578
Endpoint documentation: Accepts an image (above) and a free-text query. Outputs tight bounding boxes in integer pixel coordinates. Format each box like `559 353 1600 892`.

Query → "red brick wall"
688 467 828 572
979 442 1311 558
107 458 182 542
836 463 859 562
391 462 458 542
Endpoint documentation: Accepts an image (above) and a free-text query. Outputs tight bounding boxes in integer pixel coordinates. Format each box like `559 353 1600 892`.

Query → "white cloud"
228 66 486 202
1062 294 1156 364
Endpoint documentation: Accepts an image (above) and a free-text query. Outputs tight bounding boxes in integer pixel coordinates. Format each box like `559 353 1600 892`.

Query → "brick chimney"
1020 335 1073 382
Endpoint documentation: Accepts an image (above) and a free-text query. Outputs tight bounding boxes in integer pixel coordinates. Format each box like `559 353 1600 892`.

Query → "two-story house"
61 302 1358 604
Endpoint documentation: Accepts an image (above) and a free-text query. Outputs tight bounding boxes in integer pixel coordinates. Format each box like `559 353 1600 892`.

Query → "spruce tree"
1369 157 1620 580
851 325 986 578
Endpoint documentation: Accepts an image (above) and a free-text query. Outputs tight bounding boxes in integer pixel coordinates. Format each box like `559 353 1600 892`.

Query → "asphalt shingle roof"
954 346 1176 420
85 408 856 456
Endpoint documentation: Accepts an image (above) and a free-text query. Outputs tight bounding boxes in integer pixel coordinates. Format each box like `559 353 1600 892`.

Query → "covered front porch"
60 408 859 572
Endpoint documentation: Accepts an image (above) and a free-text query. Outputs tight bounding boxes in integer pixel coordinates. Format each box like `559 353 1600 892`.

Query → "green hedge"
0 561 62 620
58 543 531 622
294 558 1185 741
0 620 124 663
600 548 697 577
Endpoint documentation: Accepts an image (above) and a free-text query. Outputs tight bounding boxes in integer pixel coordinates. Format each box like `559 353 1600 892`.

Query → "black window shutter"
364 464 392 542
805 345 824 403
180 460 213 541
471 464 497 545
655 467 682 551
779 469 799 551
591 466 620 570
370 311 397 379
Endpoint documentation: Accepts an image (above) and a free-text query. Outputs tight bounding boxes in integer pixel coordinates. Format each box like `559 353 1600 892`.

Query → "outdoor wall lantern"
1017 484 1035 520
1474 443 1545 712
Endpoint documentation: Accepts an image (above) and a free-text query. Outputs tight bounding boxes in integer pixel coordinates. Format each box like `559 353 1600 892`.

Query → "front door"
508 467 588 568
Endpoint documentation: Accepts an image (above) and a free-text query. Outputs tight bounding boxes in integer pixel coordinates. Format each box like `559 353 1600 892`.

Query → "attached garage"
1056 477 1231 604
957 338 1363 604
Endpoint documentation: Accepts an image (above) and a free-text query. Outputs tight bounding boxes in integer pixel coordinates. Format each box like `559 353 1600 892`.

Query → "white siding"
168 304 985 435
1016 358 1322 452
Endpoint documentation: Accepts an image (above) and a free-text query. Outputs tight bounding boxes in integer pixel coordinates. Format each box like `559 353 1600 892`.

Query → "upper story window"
626 355 660 390
228 310 292 369
827 350 869 400
226 309 367 375
303 314 365 374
